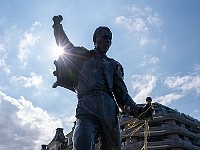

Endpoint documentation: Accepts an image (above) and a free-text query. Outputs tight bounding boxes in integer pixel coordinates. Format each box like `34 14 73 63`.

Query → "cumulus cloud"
61 115 76 129
0 43 11 74
138 55 159 73
0 90 63 150
131 75 157 103
193 64 200 75
0 43 5 51
115 5 163 31
139 55 159 66
155 93 184 105
10 72 43 88
164 75 200 95
115 16 148 33
130 74 186 105
115 5 163 46
17 22 41 67
147 13 163 26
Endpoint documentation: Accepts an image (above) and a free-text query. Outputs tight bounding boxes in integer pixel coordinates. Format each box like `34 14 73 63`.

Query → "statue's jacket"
52 23 140 122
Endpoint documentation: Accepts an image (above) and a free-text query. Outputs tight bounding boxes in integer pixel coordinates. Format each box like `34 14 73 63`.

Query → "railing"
121 138 200 150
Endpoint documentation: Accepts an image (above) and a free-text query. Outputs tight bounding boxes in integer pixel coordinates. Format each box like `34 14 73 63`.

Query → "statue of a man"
52 15 153 150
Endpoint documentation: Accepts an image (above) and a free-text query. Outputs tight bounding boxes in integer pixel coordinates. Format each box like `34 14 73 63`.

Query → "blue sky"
0 0 200 149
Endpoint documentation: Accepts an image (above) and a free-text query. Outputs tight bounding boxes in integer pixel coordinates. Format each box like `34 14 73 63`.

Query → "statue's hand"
52 15 63 24
138 97 154 120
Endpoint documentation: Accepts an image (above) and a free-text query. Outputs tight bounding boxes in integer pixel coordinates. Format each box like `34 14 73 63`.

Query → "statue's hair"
93 26 112 43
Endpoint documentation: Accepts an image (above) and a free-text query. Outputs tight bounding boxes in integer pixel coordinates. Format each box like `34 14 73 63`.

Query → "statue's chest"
81 56 113 76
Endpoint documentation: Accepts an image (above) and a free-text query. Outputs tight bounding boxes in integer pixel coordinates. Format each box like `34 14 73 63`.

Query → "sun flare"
52 46 65 58
57 46 65 56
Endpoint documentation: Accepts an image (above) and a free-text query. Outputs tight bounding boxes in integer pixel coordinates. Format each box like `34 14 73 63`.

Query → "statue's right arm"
52 15 74 51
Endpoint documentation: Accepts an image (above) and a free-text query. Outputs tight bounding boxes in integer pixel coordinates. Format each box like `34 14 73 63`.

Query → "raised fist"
52 15 63 24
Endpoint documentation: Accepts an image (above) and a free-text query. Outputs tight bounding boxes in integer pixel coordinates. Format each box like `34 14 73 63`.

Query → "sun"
56 46 65 56
52 45 65 58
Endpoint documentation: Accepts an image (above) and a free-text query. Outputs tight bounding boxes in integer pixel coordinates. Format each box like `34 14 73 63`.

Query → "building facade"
42 103 200 150
120 103 200 150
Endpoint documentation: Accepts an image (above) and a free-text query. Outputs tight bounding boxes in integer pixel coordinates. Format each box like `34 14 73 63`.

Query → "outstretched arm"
52 15 74 50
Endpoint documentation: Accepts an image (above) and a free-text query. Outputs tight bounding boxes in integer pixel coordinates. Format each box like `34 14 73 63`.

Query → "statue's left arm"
112 63 141 117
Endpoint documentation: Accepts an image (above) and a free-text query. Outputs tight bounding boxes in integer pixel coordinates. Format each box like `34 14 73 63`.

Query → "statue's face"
95 30 111 54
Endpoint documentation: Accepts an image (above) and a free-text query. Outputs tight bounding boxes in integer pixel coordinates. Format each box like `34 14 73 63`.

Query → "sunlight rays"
54 46 65 58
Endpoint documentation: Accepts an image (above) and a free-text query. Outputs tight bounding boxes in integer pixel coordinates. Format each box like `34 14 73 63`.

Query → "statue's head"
93 26 112 43
93 26 112 53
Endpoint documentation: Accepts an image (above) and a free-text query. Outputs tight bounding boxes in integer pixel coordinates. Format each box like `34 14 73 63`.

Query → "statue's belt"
77 90 113 99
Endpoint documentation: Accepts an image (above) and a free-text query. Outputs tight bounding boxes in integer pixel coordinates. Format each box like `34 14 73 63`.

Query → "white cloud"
61 115 76 128
0 90 63 150
115 16 148 33
193 109 199 113
139 55 159 73
148 56 159 64
155 93 184 105
65 115 76 123
133 17 147 32
147 13 163 26
115 5 163 46
130 74 187 105
131 75 157 103
32 21 42 27
0 43 11 74
139 37 149 46
164 75 200 95
193 64 200 75
129 5 146 16
115 5 163 32
141 55 159 65
17 22 41 67
115 16 134 31
11 72 43 88
155 73 200 106
0 43 5 52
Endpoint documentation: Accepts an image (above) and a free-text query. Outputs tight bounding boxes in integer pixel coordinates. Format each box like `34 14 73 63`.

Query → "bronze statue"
52 15 153 150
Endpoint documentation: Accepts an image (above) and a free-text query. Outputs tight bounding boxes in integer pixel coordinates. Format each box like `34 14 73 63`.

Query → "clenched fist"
52 15 63 24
